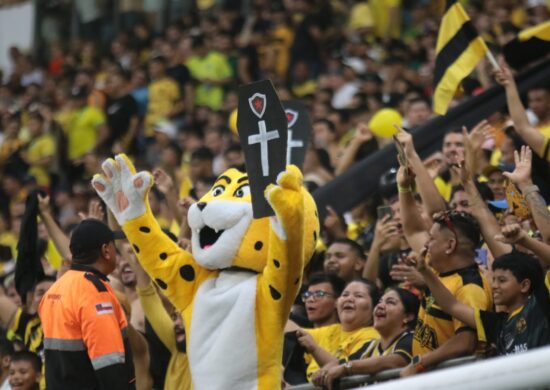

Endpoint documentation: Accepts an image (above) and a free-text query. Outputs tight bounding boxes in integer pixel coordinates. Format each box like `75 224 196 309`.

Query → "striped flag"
519 20 550 42
433 0 488 115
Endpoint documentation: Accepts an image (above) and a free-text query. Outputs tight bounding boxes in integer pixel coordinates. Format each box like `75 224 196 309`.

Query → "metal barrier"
286 356 478 390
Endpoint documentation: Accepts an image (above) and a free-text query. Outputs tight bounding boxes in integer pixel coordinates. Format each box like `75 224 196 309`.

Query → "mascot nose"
197 202 207 211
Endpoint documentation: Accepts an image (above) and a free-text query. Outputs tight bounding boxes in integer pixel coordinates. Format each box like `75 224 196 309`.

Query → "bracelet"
343 360 353 376
398 185 412 194
412 355 427 373
521 185 539 197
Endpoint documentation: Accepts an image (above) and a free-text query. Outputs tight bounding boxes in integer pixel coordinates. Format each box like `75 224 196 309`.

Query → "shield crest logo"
248 93 267 119
285 109 299 128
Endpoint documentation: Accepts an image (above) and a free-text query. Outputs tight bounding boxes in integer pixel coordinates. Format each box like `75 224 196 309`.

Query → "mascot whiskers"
93 154 319 390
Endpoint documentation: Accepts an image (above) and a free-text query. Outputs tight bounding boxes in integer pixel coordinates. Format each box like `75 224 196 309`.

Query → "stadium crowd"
0 0 550 389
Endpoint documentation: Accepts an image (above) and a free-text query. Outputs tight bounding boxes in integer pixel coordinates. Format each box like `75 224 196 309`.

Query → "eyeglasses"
301 290 334 302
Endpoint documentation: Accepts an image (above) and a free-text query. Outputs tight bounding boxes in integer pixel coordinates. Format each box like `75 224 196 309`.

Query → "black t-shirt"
166 64 192 89
106 94 138 146
347 330 413 363
238 45 261 83
475 294 550 355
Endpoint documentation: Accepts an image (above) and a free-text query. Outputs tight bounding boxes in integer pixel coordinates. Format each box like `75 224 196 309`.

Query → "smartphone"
377 205 394 221
393 135 408 168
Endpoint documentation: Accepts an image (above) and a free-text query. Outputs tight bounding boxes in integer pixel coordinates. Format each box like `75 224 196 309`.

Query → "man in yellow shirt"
144 56 184 137
65 87 108 172
23 112 55 188
186 35 233 110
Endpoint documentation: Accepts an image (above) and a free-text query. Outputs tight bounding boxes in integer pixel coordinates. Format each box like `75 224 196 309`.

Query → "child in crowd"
409 249 550 355
8 351 42 390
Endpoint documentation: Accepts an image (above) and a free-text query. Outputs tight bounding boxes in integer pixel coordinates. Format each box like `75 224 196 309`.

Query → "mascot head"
187 168 318 272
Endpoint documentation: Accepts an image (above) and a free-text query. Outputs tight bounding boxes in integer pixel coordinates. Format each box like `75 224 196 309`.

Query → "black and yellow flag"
433 0 488 115
519 20 550 42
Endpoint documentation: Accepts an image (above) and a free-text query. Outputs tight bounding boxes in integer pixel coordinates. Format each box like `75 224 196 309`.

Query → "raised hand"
92 154 153 225
503 146 532 187
37 193 51 215
394 124 416 159
492 61 514 88
78 199 105 221
466 120 493 153
353 122 374 144
153 168 175 195
494 223 528 245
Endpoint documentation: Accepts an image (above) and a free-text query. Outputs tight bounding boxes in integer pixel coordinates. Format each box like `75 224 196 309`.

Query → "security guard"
38 219 135 389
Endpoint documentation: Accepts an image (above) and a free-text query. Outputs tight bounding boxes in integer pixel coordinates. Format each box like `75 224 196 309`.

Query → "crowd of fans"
0 0 550 389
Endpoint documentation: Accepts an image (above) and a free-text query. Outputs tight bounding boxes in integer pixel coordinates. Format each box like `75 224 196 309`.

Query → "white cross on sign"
286 129 304 165
248 120 280 176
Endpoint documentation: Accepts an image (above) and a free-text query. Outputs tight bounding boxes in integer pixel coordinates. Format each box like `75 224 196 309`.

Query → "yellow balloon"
229 109 238 135
368 108 402 138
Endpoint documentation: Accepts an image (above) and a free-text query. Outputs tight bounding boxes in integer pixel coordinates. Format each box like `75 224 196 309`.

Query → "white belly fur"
189 270 258 390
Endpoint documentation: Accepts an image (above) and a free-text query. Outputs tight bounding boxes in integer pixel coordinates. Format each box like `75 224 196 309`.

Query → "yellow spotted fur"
94 155 319 389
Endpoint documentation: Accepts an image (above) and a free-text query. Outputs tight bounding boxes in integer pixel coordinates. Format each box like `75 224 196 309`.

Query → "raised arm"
503 146 550 244
407 251 475 329
395 125 447 216
259 166 320 321
153 168 183 225
397 165 429 254
495 223 550 266
335 123 374 176
37 193 71 261
457 128 512 258
493 63 545 156
362 216 398 284
92 154 209 313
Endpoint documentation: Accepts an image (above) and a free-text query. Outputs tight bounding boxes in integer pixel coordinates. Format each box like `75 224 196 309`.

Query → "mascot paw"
92 154 153 225
265 165 305 239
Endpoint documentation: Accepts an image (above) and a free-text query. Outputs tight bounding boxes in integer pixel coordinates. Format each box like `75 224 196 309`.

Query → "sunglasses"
433 210 467 245
301 290 334 302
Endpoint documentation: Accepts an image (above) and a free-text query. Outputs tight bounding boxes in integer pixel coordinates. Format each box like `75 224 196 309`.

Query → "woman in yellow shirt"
312 287 420 388
296 280 381 381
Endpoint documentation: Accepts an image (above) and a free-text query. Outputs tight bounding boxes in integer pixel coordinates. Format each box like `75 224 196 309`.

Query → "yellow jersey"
413 264 492 356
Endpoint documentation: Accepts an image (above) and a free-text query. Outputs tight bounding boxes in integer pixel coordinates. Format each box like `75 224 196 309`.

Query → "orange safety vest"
38 263 135 389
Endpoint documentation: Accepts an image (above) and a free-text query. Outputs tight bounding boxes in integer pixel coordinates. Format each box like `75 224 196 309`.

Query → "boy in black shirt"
409 250 550 356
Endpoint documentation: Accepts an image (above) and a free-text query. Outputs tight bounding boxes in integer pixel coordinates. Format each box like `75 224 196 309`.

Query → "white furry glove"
91 154 153 225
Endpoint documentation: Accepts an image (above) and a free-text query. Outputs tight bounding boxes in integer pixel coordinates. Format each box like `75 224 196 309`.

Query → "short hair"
10 350 42 372
225 144 242 155
32 275 56 292
308 273 346 297
408 96 431 108
493 251 550 323
433 211 481 250
330 238 366 260
348 279 381 308
313 119 336 133
191 147 214 162
0 338 14 357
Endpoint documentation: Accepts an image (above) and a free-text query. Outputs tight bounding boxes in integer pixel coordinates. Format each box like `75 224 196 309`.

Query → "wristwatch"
412 355 426 372
343 360 354 376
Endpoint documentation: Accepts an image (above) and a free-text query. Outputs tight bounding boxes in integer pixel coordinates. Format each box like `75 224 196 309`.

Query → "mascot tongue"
199 226 224 250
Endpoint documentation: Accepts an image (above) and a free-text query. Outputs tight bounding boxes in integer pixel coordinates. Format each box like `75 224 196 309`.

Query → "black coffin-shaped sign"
237 80 288 218
283 100 311 170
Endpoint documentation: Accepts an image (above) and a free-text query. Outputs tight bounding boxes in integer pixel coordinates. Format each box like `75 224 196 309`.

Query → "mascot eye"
212 185 225 197
234 185 250 198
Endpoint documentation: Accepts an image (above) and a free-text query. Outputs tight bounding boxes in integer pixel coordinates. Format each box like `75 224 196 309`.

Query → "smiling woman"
311 287 420 389
296 279 381 382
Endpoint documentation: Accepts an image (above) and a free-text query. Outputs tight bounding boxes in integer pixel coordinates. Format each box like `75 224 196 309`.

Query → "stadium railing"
286 356 477 390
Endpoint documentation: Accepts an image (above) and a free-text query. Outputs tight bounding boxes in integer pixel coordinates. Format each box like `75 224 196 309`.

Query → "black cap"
70 219 125 263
